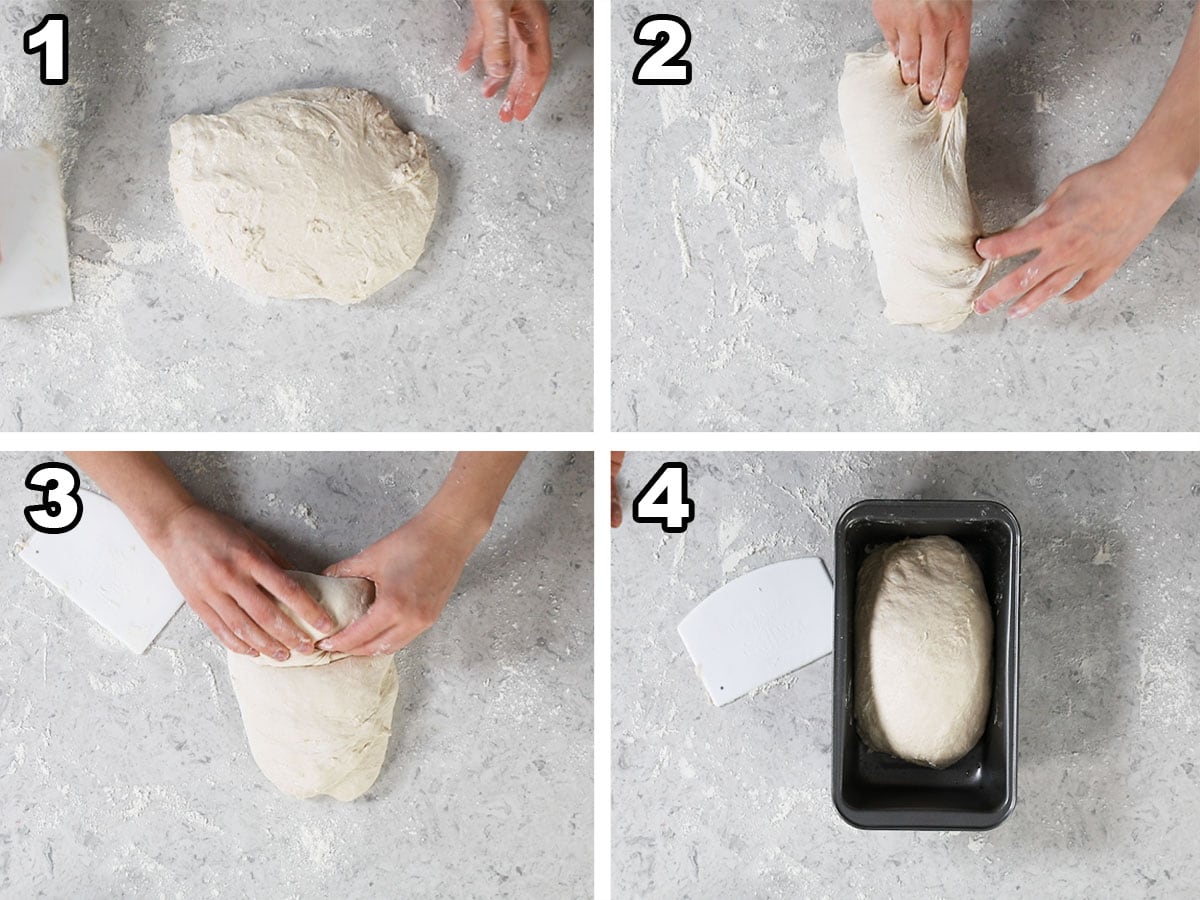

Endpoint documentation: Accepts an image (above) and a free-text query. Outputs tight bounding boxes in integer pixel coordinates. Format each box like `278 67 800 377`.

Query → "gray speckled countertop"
1 451 593 897
612 0 1200 431
613 451 1199 897
0 1 593 431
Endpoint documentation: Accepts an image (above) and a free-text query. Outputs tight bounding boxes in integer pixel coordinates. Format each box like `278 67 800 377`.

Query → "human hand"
316 511 478 656
974 152 1186 318
457 0 551 123
871 0 972 109
150 504 333 660
611 451 626 528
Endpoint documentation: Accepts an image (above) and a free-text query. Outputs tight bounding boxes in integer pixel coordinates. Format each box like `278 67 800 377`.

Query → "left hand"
871 0 973 109
974 152 1183 319
316 511 477 656
610 451 626 528
457 0 552 123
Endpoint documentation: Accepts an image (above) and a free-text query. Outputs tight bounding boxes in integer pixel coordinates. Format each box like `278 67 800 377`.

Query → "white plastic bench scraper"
678 557 834 706
0 145 74 317
20 490 185 653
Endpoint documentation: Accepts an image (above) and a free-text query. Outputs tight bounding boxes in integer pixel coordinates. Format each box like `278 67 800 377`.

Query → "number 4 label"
24 14 69 86
632 15 692 85
632 462 695 533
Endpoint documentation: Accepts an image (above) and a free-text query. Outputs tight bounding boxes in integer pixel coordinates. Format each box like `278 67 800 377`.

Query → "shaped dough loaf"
169 88 438 304
227 571 398 801
854 536 993 768
838 44 992 332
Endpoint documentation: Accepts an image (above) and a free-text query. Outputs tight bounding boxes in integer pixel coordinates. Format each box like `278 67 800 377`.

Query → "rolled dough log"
227 571 398 801
169 88 438 304
838 44 993 332
854 536 992 768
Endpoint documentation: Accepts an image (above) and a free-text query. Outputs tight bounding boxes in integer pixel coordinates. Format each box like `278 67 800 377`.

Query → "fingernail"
501 98 514 116
298 642 314 655
249 649 260 657
316 640 332 651
273 649 288 661
318 617 334 632
937 92 952 110
1009 306 1029 319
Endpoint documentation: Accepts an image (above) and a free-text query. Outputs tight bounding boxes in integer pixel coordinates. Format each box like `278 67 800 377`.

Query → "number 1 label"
24 14 69 86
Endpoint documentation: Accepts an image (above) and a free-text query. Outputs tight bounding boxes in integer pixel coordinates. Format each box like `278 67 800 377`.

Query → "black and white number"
24 462 83 535
632 15 692 85
24 14 69 86
632 462 695 533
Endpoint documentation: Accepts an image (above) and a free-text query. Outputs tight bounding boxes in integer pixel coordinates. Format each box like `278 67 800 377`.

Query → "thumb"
977 201 1050 260
323 554 366 579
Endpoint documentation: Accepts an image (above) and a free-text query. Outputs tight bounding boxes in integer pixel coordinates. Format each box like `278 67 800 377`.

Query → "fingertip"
316 639 333 652
514 99 535 122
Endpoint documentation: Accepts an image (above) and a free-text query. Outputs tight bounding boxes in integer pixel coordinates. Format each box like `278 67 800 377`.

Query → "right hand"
871 0 973 109
457 0 552 123
149 504 334 660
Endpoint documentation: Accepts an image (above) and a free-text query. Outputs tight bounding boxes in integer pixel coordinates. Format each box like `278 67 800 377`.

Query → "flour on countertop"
616 50 868 424
670 177 693 278
290 503 319 530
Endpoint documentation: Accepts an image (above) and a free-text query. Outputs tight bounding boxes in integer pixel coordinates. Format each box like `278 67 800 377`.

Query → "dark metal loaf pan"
832 499 1020 830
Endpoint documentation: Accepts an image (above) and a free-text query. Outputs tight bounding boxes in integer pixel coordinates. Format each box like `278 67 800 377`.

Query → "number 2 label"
632 15 692 86
24 14 69 86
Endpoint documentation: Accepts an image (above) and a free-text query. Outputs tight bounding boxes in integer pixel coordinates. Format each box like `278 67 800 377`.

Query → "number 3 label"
24 14 69 86
632 15 692 85
632 462 695 533
24 462 83 534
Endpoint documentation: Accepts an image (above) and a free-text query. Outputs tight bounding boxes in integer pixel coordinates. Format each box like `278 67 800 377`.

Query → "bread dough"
227 571 398 801
854 536 992 768
838 44 993 332
169 88 438 304
251 570 372 669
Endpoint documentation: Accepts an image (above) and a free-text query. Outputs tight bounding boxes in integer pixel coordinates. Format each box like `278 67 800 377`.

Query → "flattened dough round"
838 44 992 332
169 87 438 304
227 571 398 801
854 536 993 768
